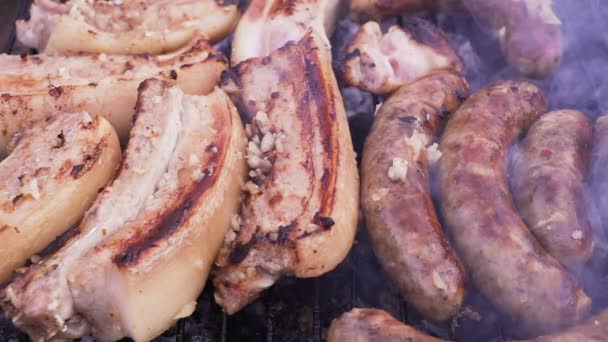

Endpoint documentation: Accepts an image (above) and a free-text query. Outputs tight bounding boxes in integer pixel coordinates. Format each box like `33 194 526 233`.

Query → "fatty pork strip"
0 113 121 283
2 79 190 341
340 18 463 96
0 38 226 155
230 0 341 64
17 0 239 55
69 80 246 341
214 30 359 314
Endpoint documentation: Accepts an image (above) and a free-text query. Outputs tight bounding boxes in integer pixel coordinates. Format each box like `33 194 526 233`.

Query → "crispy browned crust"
591 116 608 235
361 72 468 321
461 0 562 77
438 81 591 334
328 308 448 342
340 19 463 95
213 30 359 314
511 110 594 267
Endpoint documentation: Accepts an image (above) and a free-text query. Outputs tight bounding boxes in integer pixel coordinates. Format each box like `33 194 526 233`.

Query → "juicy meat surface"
340 19 463 95
213 30 359 314
0 38 227 155
230 0 341 64
17 0 239 55
438 81 591 334
511 110 594 267
0 79 185 341
0 113 120 283
360 72 468 321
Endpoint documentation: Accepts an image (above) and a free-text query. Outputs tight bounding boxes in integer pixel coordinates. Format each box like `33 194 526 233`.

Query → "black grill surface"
2 0 608 341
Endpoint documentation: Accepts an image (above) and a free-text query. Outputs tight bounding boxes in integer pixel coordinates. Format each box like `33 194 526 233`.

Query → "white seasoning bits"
225 229 237 244
189 154 200 167
388 157 408 182
231 214 242 232
426 143 442 165
255 111 271 134
432 271 448 291
260 133 275 153
571 230 583 240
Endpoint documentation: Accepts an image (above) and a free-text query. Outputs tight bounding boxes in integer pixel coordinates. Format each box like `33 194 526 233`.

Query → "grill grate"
2 0 608 341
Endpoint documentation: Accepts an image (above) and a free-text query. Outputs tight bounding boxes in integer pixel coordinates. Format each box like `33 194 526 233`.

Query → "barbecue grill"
2 0 608 341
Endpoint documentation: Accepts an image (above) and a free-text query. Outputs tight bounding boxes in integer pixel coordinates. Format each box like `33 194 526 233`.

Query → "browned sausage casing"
438 81 591 334
328 308 608 342
361 71 468 321
511 110 594 267
591 116 608 232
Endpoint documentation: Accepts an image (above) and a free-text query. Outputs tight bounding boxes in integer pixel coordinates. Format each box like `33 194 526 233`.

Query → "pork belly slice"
230 0 342 64
68 81 246 341
17 0 239 55
0 113 121 283
0 38 227 156
0 79 185 341
213 30 359 314
340 19 463 95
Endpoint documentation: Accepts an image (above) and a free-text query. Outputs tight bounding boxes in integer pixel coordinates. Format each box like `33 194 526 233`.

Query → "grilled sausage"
591 115 608 232
437 81 591 334
460 0 562 77
349 0 462 21
328 308 447 342
328 308 608 342
361 71 468 321
511 110 594 267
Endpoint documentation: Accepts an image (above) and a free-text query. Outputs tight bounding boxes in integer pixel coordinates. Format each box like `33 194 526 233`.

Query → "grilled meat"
340 19 463 96
360 72 467 321
0 38 226 156
230 0 342 64
591 115 608 233
461 0 562 77
329 307 608 342
348 0 462 21
69 80 246 341
17 0 238 55
213 30 359 314
328 308 446 342
0 113 120 284
0 79 246 341
437 81 591 334
512 110 594 267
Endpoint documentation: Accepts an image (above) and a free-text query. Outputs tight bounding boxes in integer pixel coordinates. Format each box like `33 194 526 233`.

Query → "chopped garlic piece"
432 271 448 290
388 158 408 182
571 230 583 240
427 143 442 165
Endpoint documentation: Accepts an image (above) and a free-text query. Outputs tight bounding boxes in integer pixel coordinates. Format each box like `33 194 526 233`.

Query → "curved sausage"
591 115 608 232
511 110 594 266
438 81 591 334
361 71 468 321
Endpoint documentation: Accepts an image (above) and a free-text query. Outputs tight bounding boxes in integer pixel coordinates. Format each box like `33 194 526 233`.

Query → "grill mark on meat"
113 122 227 267
69 141 105 179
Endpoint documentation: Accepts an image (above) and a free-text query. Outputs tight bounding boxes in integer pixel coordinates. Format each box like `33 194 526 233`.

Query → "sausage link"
327 308 447 342
591 116 608 233
438 81 591 334
361 71 468 321
511 110 594 266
